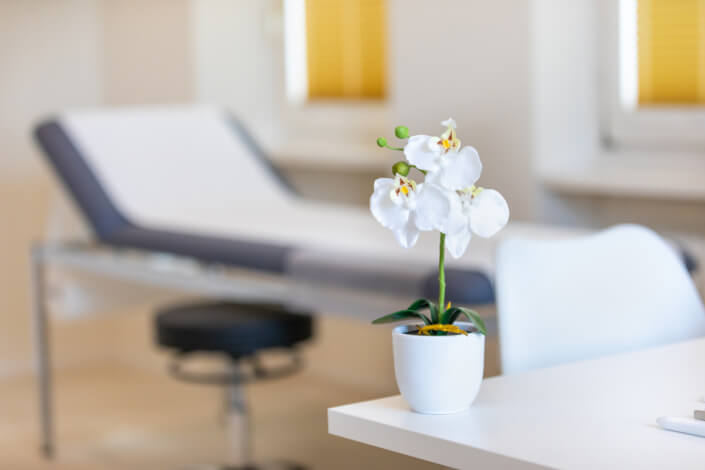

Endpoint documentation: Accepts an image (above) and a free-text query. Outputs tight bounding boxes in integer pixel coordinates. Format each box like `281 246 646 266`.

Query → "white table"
329 338 705 469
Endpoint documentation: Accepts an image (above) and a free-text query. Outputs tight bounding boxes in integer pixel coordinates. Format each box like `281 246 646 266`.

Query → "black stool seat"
155 301 313 358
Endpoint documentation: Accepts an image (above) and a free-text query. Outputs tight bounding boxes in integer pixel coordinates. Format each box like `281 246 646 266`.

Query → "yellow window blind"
305 0 386 99
637 0 705 105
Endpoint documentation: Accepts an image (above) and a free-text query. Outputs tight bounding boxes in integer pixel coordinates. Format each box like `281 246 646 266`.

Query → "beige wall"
390 0 534 221
192 0 536 219
0 0 104 376
102 0 194 105
0 0 194 377
192 0 285 142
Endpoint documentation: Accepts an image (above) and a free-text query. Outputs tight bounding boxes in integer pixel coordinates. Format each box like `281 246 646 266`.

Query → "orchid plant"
370 119 509 336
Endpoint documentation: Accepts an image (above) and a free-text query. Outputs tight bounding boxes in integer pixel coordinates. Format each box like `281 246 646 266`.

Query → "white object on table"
657 416 705 438
329 338 705 470
496 224 705 375
392 323 484 415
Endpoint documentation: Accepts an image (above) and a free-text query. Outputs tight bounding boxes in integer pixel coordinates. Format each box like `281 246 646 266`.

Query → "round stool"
154 301 313 470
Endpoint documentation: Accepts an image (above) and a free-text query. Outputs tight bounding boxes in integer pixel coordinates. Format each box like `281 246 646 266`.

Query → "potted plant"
370 119 509 414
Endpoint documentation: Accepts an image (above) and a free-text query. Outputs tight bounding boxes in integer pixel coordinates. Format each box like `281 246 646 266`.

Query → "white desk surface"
329 338 705 469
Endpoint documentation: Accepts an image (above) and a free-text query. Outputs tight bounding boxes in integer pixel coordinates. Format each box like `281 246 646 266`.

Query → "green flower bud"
376 137 387 148
392 161 410 176
394 126 409 139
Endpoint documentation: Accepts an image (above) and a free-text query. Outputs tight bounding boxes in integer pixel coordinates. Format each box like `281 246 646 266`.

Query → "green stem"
382 144 404 151
438 232 446 324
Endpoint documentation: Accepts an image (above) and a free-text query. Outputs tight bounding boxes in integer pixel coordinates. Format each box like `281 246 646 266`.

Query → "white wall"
0 0 103 177
192 0 537 220
102 0 194 105
531 0 602 226
531 0 705 235
192 0 285 143
0 0 195 377
531 0 600 177
0 0 105 375
389 0 534 220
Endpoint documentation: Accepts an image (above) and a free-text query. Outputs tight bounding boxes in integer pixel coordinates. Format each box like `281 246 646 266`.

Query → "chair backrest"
496 224 705 374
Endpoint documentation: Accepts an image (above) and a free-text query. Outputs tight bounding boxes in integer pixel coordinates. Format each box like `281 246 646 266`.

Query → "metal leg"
224 362 251 467
30 245 54 458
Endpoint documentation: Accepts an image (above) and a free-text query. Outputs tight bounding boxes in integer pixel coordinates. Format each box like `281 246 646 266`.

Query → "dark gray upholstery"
35 120 131 241
422 268 495 305
155 301 313 358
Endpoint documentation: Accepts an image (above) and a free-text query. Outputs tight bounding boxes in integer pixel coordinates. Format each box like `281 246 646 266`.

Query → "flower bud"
392 161 410 176
376 137 387 148
394 126 409 139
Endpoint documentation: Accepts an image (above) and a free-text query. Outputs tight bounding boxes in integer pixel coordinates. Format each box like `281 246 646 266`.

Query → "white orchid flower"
370 174 422 248
370 174 465 248
403 118 483 191
414 183 466 236
446 186 510 259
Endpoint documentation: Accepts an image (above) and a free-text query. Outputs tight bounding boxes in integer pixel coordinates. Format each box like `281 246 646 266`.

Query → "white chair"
496 224 705 375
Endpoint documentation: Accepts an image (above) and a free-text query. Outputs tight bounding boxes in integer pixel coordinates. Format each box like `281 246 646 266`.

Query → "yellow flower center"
417 324 468 336
392 175 417 203
437 126 461 153
460 185 484 200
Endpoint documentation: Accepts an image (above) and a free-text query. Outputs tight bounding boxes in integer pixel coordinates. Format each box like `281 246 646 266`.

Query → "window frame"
600 0 705 153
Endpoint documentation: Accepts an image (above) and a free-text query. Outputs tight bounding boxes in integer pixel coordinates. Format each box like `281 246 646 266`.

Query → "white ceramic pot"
392 322 485 414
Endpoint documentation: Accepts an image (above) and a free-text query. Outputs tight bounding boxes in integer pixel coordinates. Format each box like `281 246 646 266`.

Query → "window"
284 0 387 103
637 0 705 105
603 0 705 151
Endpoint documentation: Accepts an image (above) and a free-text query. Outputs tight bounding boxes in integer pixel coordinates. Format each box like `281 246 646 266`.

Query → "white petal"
439 146 483 191
393 213 420 248
469 189 510 238
414 184 452 231
404 135 440 172
441 118 456 129
439 193 467 236
414 184 466 235
422 170 442 186
374 177 394 192
446 228 472 259
370 178 409 230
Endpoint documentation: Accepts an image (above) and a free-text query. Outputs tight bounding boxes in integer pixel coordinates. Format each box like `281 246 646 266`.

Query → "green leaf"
371 309 432 325
406 298 439 323
440 307 487 335
438 306 456 324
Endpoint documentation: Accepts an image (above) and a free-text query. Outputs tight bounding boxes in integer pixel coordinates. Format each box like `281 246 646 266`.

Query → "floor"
0 364 448 469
